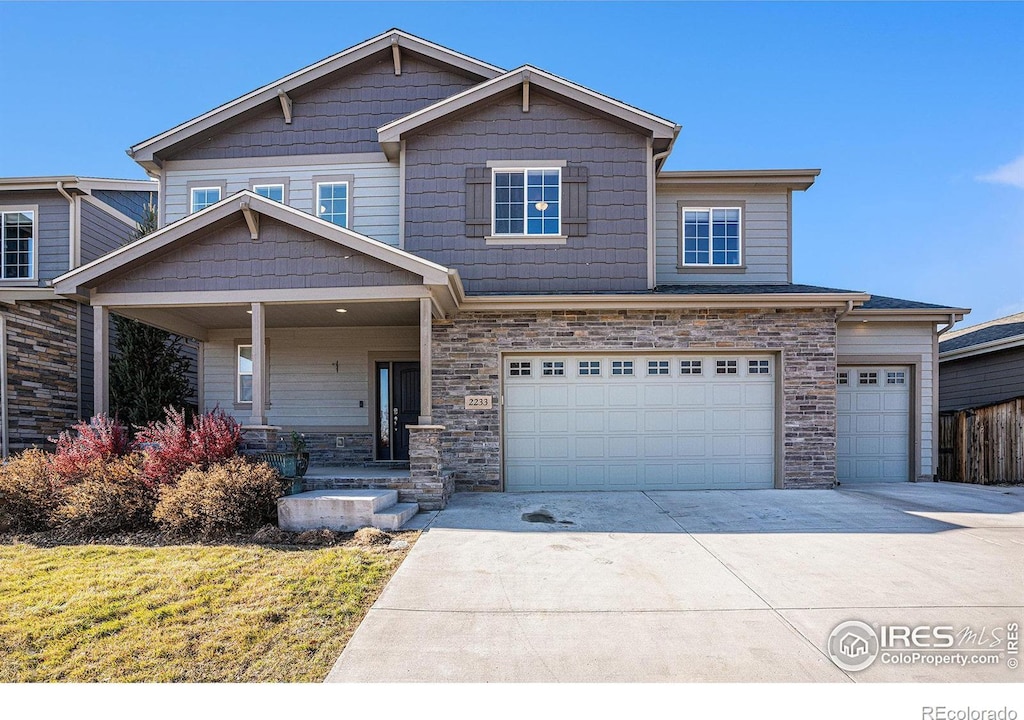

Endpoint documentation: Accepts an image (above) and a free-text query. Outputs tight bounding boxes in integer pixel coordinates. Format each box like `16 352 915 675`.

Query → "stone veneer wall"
240 427 374 465
430 308 838 492
4 300 80 452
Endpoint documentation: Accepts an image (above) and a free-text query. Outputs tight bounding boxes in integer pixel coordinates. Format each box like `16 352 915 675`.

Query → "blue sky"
1 2 1021 325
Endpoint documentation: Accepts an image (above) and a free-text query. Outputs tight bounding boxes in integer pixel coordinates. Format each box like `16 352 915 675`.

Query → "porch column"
419 297 432 424
250 301 267 425
93 305 109 416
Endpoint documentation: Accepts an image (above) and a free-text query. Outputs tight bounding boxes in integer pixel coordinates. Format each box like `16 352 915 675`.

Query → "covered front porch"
53 191 460 509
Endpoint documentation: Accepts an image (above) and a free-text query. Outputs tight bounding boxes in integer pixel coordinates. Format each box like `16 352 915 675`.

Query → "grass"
0 537 413 682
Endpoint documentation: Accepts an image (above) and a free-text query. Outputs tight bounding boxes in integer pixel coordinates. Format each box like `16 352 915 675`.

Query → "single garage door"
837 366 911 483
503 353 776 491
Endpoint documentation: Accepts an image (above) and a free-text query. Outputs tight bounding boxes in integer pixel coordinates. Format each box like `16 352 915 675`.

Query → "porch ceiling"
118 300 419 336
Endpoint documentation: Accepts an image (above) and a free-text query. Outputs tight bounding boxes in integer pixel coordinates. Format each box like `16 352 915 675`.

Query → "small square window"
716 360 738 375
578 360 601 376
838 371 849 385
679 359 702 375
748 359 770 375
542 360 565 377
859 371 878 385
886 371 906 385
647 360 670 376
509 361 531 377
611 360 634 376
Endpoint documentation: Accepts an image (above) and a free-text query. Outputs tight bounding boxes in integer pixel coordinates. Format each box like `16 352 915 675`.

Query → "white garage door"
503 354 776 491
837 366 910 483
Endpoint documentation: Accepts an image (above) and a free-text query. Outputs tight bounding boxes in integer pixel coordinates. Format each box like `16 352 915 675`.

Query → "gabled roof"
376 65 680 160
52 190 454 300
127 29 504 170
940 311 1024 359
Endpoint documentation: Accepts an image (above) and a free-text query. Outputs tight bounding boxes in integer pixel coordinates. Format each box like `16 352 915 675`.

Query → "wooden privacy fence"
939 397 1024 484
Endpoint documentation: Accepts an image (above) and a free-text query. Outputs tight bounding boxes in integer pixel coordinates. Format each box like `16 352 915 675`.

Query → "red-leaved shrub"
136 407 242 485
49 414 131 482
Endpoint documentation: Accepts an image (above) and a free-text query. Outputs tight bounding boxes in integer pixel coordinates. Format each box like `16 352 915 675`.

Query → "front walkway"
326 483 1024 682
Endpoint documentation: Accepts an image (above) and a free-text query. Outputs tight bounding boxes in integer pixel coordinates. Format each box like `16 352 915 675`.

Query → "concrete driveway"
326 482 1024 682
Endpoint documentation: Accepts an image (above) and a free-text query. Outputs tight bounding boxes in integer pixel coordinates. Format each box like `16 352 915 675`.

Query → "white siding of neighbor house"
203 326 417 429
838 321 936 477
655 186 791 284
163 159 400 246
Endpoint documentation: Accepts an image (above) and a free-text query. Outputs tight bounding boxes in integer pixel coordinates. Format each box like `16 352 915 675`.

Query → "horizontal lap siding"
404 92 649 294
0 190 69 285
96 216 420 293
167 55 480 160
655 188 790 284
203 326 417 427
163 161 400 245
939 346 1024 412
80 200 135 263
838 321 935 476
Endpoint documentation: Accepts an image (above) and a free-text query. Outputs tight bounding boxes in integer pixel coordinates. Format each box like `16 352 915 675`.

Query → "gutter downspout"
56 181 79 268
937 313 958 336
836 300 855 321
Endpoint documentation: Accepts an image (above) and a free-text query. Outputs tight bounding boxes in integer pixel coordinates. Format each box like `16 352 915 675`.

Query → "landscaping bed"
0 527 418 682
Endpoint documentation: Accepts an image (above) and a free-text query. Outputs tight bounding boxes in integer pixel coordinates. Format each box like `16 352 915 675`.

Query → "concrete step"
371 503 420 531
278 489 400 532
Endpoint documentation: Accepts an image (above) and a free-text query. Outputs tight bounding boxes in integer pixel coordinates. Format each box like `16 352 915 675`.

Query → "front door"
375 361 420 461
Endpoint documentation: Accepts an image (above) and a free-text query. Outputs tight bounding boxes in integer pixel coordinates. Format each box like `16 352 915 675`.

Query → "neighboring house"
939 311 1024 412
52 30 968 507
0 176 157 454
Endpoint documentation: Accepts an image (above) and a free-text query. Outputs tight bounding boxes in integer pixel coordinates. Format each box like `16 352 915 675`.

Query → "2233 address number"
464 395 493 410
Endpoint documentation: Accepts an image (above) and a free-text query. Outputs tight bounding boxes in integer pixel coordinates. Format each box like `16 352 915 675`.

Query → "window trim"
234 339 270 409
187 181 226 214
236 343 254 406
676 200 746 271
249 177 289 204
312 174 355 228
487 166 564 244
0 205 38 284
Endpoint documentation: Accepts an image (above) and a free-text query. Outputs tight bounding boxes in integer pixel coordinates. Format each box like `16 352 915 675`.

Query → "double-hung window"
317 182 348 228
0 209 35 280
681 207 741 266
493 168 560 236
190 187 221 213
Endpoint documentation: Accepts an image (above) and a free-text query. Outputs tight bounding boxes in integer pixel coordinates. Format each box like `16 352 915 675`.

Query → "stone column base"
408 424 449 510
240 425 281 455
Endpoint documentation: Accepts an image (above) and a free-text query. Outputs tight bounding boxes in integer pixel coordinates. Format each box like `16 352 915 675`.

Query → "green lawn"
0 539 412 682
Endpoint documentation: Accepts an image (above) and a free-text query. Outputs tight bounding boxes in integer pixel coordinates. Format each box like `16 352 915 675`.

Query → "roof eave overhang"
656 169 821 191
459 292 870 312
128 30 504 166
843 308 969 323
939 335 1024 362
53 190 455 301
376 65 678 158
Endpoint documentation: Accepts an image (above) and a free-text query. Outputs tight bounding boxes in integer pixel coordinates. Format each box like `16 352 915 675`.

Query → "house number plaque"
464 395 493 410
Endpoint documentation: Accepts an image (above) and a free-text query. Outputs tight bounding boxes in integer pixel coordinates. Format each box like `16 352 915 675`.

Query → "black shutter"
563 165 588 237
465 166 491 238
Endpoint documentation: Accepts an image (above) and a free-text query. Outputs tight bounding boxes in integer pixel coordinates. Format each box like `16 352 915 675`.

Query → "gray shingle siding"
91 189 156 224
80 200 135 264
96 216 420 294
0 190 70 285
403 91 649 294
165 54 481 161
939 346 1024 411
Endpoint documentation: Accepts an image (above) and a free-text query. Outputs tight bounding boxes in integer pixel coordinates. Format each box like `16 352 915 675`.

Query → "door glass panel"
378 366 390 451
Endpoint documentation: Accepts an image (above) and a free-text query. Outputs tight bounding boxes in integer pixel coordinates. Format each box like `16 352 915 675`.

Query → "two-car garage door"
503 353 776 491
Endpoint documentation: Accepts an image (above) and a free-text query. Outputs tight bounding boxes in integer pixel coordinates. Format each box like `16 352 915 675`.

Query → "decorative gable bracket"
277 90 293 124
240 201 260 240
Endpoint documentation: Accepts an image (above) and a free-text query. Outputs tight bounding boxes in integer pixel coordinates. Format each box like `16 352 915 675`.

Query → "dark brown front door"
375 361 420 461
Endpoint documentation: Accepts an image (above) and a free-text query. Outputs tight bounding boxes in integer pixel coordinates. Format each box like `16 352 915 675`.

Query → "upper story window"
253 184 284 203
681 207 741 266
493 168 560 236
317 182 348 228
190 187 221 213
1 209 34 280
